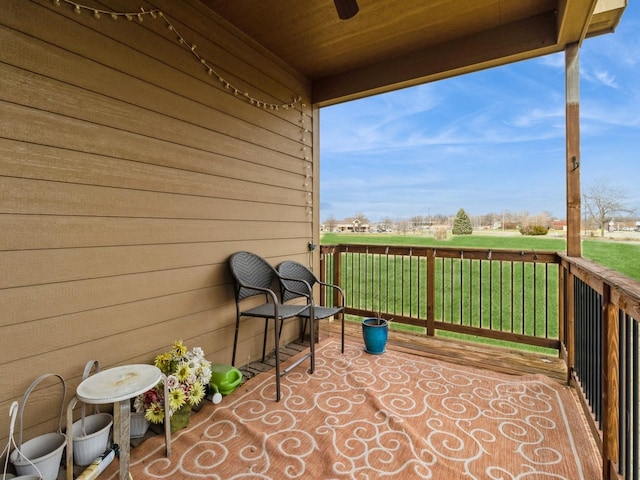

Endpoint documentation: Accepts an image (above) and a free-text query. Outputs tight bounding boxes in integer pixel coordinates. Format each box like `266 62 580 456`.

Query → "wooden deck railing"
320 244 562 350
319 244 640 480
560 254 640 480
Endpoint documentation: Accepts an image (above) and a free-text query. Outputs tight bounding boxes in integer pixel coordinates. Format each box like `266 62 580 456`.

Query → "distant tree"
324 215 337 232
381 217 394 231
432 213 448 226
520 224 549 236
410 215 424 230
519 211 552 235
397 219 410 235
354 212 369 224
481 213 497 228
452 208 473 235
583 180 636 237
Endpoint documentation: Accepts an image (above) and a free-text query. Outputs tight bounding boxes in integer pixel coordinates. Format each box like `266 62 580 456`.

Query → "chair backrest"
229 252 278 301
278 261 318 303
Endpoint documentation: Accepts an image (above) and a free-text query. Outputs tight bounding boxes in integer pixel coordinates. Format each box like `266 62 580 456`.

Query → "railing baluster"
510 262 516 332
630 321 640 480
619 312 627 477
521 261 526 335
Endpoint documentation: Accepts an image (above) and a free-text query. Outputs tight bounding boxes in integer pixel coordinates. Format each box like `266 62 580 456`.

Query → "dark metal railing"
558 254 639 480
320 244 561 350
573 276 604 426
619 312 639 480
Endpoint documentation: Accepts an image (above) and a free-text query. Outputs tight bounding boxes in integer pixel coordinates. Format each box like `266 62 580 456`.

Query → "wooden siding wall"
0 0 314 446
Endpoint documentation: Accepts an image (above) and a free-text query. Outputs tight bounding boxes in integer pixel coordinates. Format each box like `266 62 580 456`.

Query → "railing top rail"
559 253 640 320
320 244 560 263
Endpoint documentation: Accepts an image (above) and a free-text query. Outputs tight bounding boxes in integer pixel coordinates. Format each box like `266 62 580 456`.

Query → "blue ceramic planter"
362 318 389 354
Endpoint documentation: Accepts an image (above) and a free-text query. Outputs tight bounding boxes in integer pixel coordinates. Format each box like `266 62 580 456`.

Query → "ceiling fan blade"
333 0 359 20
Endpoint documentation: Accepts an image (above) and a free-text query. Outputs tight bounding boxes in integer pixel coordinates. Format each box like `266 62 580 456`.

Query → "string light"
50 0 312 225
51 0 303 110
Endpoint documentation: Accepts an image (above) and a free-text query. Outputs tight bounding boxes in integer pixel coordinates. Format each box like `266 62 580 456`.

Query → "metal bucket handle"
15 373 66 454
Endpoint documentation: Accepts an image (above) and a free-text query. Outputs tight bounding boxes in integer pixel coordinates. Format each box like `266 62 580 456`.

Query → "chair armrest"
317 280 345 308
237 282 281 305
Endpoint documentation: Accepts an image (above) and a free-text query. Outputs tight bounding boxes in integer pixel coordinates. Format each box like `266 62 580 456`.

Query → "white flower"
133 396 144 413
199 366 212 385
191 347 205 358
166 375 180 389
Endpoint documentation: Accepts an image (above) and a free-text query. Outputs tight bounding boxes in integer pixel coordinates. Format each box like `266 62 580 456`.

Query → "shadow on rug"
105 339 601 479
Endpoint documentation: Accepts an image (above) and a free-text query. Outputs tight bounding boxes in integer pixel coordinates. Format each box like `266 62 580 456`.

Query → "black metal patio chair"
277 260 345 372
228 251 313 401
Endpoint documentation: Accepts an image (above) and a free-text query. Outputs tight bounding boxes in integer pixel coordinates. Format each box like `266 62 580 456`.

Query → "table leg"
114 399 131 480
163 375 171 457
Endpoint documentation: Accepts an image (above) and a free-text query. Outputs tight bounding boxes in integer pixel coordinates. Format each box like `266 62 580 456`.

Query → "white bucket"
71 412 113 466
10 431 66 480
10 374 67 480
130 411 150 439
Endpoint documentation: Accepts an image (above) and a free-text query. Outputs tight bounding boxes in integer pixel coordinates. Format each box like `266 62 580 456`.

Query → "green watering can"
209 364 243 397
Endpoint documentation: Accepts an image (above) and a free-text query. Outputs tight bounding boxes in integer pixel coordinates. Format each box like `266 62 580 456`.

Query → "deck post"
565 43 581 257
558 261 567 361
333 246 342 301
426 248 435 336
602 284 620 480
566 266 576 381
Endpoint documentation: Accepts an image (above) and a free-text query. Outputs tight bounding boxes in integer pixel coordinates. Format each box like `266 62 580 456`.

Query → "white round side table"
76 364 171 480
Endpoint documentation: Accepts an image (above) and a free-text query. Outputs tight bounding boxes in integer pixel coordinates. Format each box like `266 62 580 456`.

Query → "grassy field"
321 232 640 281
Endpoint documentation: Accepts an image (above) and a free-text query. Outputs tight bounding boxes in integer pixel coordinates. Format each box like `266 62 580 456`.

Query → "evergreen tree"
452 208 473 235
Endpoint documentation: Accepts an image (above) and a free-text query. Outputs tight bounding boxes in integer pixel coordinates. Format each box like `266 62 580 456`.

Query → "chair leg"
341 315 345 354
231 315 241 366
309 315 315 374
261 318 269 362
300 318 308 342
274 317 281 401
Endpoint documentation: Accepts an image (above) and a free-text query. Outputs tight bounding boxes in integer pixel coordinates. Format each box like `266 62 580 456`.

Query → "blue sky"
320 3 640 223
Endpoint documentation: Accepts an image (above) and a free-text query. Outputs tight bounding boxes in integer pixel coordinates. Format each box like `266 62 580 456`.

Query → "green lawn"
321 232 640 281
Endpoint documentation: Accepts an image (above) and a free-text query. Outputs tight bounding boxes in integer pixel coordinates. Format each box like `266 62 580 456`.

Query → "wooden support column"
602 284 620 480
426 249 435 336
566 267 576 381
566 43 582 257
558 262 567 361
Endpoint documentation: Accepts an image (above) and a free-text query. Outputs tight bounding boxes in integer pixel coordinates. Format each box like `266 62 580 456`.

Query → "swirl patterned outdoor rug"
105 339 600 479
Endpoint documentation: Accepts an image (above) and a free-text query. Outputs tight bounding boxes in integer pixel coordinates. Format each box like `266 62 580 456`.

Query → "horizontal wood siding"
0 0 313 445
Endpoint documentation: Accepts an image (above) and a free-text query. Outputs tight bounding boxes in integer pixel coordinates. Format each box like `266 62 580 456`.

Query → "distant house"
332 217 371 233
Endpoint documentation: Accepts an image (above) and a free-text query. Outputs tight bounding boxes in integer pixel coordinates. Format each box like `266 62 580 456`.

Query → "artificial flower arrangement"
134 340 212 424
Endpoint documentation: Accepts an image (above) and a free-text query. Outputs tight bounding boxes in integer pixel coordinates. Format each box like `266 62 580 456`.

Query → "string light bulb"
49 0 304 110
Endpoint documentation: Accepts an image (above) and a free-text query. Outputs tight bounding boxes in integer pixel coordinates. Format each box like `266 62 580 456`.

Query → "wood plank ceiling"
201 0 626 106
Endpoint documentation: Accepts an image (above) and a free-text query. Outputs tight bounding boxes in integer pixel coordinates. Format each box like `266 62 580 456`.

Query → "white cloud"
593 69 619 88
538 52 564 70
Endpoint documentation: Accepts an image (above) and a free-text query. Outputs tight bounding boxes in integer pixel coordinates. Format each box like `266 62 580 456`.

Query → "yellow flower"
188 381 205 406
168 387 187 411
145 403 165 424
175 363 191 382
153 352 172 372
172 340 187 356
